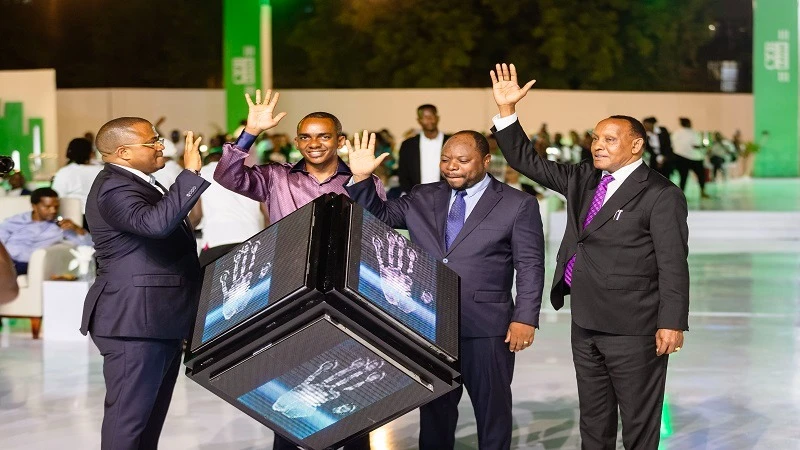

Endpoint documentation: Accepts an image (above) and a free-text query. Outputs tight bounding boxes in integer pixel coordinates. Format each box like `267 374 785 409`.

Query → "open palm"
245 89 287 133
346 130 389 181
490 63 536 107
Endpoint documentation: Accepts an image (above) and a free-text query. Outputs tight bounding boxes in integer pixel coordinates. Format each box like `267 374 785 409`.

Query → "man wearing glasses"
80 117 210 450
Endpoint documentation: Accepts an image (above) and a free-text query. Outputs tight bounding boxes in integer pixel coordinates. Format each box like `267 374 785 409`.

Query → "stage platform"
0 178 798 449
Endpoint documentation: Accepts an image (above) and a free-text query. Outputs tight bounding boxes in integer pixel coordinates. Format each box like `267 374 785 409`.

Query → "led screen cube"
185 194 460 450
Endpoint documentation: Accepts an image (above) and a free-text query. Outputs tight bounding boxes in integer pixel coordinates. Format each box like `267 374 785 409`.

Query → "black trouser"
673 155 706 192
419 336 515 450
91 334 183 450
571 322 668 450
709 155 726 180
12 260 27 275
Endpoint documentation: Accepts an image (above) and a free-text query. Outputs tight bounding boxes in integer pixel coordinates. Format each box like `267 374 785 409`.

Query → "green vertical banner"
223 0 262 135
753 0 799 177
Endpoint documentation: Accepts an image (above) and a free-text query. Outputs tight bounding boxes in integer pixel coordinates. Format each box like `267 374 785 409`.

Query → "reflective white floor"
1 179 799 449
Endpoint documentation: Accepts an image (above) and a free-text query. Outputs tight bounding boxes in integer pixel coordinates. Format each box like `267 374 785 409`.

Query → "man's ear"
337 134 346 148
632 138 644 155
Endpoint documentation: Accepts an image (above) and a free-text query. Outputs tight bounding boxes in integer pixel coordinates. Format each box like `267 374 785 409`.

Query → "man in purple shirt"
0 187 93 274
213 89 383 450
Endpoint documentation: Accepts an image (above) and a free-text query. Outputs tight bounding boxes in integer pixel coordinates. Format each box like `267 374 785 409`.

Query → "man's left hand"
505 322 535 352
656 329 684 356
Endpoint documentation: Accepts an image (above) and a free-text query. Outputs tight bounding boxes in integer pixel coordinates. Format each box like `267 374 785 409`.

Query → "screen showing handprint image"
198 225 279 344
355 212 438 343
237 330 415 440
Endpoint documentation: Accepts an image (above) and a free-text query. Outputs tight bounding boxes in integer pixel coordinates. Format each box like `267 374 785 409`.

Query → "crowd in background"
0 108 761 273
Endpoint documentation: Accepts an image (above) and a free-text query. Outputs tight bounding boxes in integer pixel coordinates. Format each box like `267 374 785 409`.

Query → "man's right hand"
490 63 536 117
346 130 389 183
183 131 203 173
244 89 287 136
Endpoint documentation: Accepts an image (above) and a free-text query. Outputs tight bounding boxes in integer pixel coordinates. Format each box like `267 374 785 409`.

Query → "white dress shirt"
448 173 491 220
419 131 445 184
198 162 264 248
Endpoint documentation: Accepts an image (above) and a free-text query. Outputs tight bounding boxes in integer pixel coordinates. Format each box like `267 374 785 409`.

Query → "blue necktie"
445 190 467 250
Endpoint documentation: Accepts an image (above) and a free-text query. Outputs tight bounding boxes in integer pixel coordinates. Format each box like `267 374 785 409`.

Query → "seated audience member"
5 171 32 196
0 188 93 274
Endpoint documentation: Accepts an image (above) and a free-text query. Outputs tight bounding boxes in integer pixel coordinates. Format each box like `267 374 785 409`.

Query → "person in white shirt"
192 150 266 266
671 117 709 199
152 138 184 189
397 104 451 193
51 137 104 226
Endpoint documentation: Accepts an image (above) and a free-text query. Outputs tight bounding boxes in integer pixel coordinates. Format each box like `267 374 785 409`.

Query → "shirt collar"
603 158 644 181
451 173 491 198
109 163 152 184
421 131 444 143
289 158 352 176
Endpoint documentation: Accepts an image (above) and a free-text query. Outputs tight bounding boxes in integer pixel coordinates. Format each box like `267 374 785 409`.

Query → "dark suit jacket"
346 175 544 338
494 120 689 335
397 133 451 193
80 164 210 339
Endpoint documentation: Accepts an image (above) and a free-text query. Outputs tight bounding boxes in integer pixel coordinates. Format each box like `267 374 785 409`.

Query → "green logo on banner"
0 101 44 180
753 0 799 177
224 0 262 135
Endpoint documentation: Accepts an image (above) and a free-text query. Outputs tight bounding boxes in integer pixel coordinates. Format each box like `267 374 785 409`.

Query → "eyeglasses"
120 137 165 149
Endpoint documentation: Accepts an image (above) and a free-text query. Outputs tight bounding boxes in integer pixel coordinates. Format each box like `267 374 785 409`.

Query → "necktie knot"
599 174 614 187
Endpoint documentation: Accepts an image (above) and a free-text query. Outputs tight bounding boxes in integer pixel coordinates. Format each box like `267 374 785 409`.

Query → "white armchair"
0 196 82 339
0 243 76 338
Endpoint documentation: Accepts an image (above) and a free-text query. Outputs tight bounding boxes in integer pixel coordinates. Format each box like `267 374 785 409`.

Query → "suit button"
443 258 449 264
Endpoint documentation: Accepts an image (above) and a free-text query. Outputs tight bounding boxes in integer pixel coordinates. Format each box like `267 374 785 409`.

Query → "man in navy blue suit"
80 118 210 450
345 130 545 450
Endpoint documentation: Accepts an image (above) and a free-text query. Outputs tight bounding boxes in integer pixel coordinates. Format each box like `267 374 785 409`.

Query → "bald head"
96 117 152 155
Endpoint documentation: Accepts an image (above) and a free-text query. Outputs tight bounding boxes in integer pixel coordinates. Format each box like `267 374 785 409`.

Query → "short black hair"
31 187 59 205
96 117 151 154
66 138 93 164
608 115 646 141
679 117 692 128
642 117 657 125
450 130 490 157
417 104 438 117
297 112 343 136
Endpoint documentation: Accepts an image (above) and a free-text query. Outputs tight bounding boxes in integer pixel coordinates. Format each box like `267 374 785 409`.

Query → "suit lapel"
445 178 502 255
433 183 450 254
580 163 650 238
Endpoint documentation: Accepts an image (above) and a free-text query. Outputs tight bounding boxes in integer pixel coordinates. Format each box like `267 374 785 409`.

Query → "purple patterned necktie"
445 190 467 250
564 174 614 286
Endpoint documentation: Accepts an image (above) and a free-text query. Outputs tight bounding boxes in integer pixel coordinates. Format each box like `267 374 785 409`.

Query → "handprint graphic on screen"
272 358 386 419
372 231 433 314
219 240 272 320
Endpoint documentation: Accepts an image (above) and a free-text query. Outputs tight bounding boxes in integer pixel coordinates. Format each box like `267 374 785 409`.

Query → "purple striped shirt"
214 140 386 223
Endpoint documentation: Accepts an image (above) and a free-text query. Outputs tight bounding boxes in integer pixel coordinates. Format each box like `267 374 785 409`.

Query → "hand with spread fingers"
505 321 536 352
346 130 390 183
183 131 203 173
489 63 537 117
656 329 684 356
244 89 288 135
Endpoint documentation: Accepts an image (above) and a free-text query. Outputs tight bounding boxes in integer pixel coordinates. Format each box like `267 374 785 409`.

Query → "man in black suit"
490 64 689 450
397 104 451 194
642 116 673 179
346 130 545 450
80 118 210 450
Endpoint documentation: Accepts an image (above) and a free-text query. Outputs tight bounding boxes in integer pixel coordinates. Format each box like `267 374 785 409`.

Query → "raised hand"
490 63 536 115
346 130 389 183
244 89 288 135
183 131 203 172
